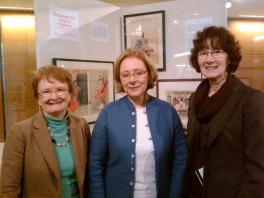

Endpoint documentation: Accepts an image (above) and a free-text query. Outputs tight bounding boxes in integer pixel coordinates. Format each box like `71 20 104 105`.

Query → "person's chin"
46 110 66 118
47 106 66 113
128 93 146 100
202 72 219 79
127 90 140 97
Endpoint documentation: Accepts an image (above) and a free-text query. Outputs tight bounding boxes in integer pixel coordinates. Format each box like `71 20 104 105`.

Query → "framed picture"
157 79 202 129
53 58 114 124
124 10 166 71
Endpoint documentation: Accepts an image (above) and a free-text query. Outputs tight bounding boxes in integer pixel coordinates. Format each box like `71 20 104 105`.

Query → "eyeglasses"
198 50 226 59
120 70 147 81
38 88 69 98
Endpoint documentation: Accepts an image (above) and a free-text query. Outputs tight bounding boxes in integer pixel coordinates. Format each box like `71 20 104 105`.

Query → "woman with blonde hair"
89 48 187 198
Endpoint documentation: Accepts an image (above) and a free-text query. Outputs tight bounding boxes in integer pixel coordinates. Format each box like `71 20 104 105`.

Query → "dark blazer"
89 95 187 198
184 77 264 198
0 111 90 198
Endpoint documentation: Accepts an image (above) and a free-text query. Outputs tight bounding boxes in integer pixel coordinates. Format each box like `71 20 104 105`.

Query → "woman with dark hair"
1 65 90 198
89 48 187 198
184 26 264 197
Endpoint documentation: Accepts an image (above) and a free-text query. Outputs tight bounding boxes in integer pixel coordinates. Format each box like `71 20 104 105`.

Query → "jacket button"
131 167 134 171
130 182 134 186
132 112 135 115
132 139 135 143
131 154 135 158
132 124 135 128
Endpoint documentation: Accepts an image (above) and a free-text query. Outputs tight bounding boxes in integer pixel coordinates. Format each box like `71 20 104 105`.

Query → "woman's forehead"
201 38 222 49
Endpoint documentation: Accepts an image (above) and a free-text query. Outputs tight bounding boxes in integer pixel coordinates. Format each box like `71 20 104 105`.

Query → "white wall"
35 0 122 66
1 0 227 164
35 0 226 72
121 0 227 79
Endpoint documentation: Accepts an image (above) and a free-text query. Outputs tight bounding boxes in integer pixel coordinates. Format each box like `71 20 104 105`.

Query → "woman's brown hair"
189 26 242 73
32 65 73 98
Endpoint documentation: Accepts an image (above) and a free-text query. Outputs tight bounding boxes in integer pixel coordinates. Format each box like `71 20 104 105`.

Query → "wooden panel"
228 20 264 55
0 76 4 141
5 99 37 132
228 19 264 92
240 54 264 68
1 13 35 55
235 68 264 91
0 12 37 133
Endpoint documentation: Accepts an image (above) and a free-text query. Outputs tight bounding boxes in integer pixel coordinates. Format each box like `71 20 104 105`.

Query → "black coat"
184 77 264 198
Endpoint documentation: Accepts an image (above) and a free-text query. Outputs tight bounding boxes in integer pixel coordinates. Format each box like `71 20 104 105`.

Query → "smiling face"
198 39 229 82
120 56 149 106
37 77 71 119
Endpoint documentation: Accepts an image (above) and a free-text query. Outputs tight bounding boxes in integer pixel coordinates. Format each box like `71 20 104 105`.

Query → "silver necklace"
47 118 71 147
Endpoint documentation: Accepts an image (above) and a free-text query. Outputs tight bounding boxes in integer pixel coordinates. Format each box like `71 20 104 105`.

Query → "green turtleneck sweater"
45 115 80 198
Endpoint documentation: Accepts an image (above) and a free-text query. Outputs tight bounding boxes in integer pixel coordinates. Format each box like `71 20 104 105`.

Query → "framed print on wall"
157 79 202 129
124 10 166 71
53 58 114 124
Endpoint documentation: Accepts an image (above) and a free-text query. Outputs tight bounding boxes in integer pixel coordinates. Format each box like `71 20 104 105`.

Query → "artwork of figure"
134 32 154 56
172 95 189 115
94 73 108 108
88 71 109 113
67 80 81 112
167 91 192 118
76 73 88 105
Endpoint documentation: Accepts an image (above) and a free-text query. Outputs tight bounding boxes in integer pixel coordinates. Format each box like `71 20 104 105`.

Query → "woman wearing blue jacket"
89 48 187 198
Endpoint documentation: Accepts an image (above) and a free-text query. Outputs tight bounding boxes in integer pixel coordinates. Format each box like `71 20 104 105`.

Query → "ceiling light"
226 2 232 9
176 64 188 67
238 15 264 19
0 6 33 11
237 23 264 33
1 16 35 28
174 52 191 58
253 35 264 42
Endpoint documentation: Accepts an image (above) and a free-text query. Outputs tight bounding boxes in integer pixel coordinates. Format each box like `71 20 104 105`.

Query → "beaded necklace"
46 117 71 147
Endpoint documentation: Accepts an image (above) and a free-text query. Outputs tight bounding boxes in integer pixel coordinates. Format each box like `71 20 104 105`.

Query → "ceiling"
99 0 174 7
0 0 33 9
0 0 263 18
227 0 264 18
100 0 264 18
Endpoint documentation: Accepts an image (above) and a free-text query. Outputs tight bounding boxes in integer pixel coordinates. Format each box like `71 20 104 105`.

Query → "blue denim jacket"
89 95 187 198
